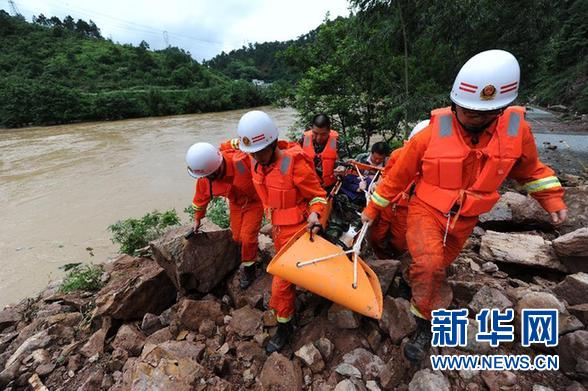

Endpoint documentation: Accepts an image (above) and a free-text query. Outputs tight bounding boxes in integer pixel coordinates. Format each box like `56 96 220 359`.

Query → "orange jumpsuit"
364 107 565 320
251 141 327 322
192 148 264 263
369 148 410 258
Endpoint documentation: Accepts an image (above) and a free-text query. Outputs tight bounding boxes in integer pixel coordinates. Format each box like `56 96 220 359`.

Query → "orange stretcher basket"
266 222 383 319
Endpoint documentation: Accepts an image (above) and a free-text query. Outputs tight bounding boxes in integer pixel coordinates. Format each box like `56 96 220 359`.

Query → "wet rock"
78 369 104 391
568 303 588 325
367 259 400 294
43 312 82 328
0 308 22 332
480 231 567 272
230 305 263 337
366 380 382 391
336 379 360 391
378 297 417 344
141 313 164 336
112 324 146 356
343 348 384 381
468 286 513 313
512 186 588 235
481 371 517 391
479 192 527 226
295 343 325 373
150 226 240 294
173 298 224 331
515 291 583 335
553 273 588 306
198 319 216 338
314 337 335 362
553 228 588 273
142 341 205 365
145 327 172 345
131 356 206 390
533 386 554 391
236 340 265 364
5 329 52 369
328 303 360 329
481 262 499 274
336 363 362 379
227 272 272 310
259 352 303 391
93 256 176 320
379 356 408 390
408 369 450 391
557 330 588 378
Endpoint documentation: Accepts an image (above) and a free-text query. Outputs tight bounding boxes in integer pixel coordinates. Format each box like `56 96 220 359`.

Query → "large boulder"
378 297 417 344
229 306 263 337
93 256 176 321
553 273 588 306
480 231 567 272
366 259 400 295
553 228 588 273
511 186 588 234
0 308 22 332
515 291 583 335
172 298 224 332
478 192 527 228
150 226 240 295
468 286 513 314
557 330 588 378
260 352 303 391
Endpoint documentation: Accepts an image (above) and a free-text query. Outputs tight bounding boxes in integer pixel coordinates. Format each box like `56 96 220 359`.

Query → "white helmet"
237 110 279 153
185 142 223 179
409 120 430 140
450 49 520 111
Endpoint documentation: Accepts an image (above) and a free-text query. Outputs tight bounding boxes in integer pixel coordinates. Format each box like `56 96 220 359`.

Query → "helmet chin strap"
451 103 494 134
260 141 279 167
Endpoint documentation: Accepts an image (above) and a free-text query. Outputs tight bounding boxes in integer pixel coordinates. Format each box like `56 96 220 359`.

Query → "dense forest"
0 11 268 127
207 0 587 152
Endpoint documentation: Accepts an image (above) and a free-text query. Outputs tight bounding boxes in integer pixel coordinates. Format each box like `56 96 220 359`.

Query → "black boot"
404 317 432 363
266 322 293 353
240 264 256 290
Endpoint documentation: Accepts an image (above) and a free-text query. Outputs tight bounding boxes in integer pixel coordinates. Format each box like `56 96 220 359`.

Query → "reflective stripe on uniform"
193 203 206 211
507 112 521 137
439 115 452 137
276 315 292 323
309 197 327 206
370 191 390 208
523 176 562 193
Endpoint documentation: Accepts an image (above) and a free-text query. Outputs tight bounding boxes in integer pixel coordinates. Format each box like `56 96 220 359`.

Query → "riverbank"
0 179 587 390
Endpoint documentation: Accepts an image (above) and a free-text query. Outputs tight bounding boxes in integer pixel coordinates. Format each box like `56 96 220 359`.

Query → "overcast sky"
4 0 351 61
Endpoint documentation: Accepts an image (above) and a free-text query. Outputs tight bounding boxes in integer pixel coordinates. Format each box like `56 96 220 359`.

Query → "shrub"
108 209 180 254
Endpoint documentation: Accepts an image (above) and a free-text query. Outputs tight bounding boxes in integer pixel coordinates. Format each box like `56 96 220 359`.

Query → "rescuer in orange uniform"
300 114 346 188
185 142 264 290
237 110 327 353
368 121 429 258
361 50 568 363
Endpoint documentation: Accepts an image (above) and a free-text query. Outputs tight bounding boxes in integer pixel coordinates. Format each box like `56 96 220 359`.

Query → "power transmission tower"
8 0 22 17
163 31 169 47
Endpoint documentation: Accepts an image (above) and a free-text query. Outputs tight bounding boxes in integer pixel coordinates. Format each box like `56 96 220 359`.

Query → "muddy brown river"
0 106 298 307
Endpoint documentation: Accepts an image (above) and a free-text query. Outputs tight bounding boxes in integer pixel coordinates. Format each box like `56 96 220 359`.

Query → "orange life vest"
205 149 259 206
414 106 525 216
302 130 339 187
251 142 311 226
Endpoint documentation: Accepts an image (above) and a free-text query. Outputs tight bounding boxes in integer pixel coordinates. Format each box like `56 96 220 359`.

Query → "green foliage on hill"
0 11 268 127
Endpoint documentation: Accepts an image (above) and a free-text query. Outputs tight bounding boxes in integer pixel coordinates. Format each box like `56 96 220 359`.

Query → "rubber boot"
403 317 432 363
266 322 293 353
240 263 256 290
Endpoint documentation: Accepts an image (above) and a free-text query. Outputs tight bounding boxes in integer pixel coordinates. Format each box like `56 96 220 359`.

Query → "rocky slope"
0 182 587 391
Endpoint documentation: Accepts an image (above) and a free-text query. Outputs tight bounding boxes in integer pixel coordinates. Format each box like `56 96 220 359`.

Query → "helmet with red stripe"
450 50 520 111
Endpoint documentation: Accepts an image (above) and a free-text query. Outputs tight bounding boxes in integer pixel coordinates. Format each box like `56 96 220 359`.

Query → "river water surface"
0 106 298 307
